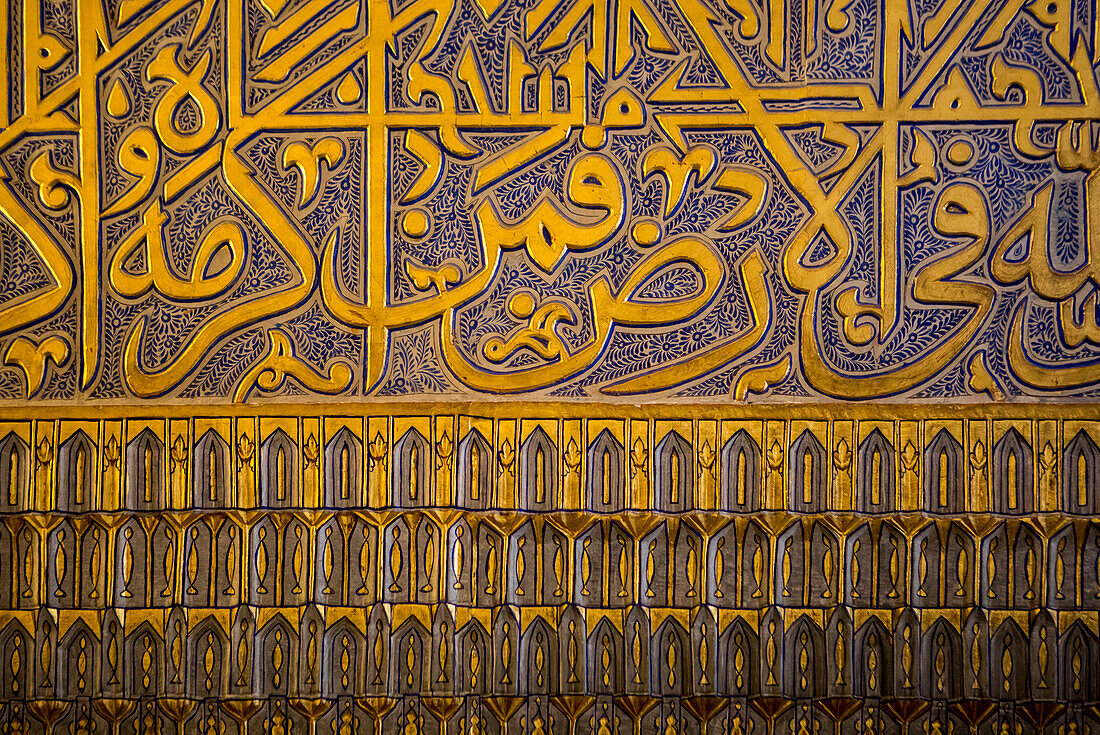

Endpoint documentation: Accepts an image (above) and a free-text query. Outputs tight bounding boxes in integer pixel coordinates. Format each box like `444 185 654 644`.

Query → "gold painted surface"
1 0 1100 723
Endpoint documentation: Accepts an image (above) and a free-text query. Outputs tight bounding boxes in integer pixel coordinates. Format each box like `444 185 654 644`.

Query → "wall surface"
0 0 1099 729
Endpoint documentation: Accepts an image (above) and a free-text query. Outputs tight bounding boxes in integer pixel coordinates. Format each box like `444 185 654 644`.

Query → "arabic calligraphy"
0 0 1098 401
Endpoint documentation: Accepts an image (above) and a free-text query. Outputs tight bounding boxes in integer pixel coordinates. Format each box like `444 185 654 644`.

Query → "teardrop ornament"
106 78 131 118
336 72 361 104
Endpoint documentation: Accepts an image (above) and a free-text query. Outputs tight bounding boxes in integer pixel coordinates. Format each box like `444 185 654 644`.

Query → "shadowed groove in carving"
124 427 164 510
457 429 492 510
721 429 760 512
322 426 361 508
992 427 1034 515
0 433 28 514
57 430 95 512
857 428 894 513
192 429 229 510
391 426 429 508
654 430 693 512
1062 429 1099 514
519 425 557 511
923 428 964 514
261 428 299 508
585 428 624 513
789 429 826 513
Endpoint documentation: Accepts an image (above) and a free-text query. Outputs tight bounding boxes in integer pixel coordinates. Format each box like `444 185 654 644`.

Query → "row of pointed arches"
0 602 1095 702
3 512 1098 611
0 426 1094 513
